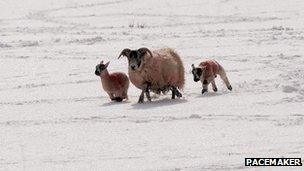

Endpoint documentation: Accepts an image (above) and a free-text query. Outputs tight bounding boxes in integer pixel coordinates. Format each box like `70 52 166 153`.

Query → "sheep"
118 47 185 103
191 59 232 94
94 60 129 102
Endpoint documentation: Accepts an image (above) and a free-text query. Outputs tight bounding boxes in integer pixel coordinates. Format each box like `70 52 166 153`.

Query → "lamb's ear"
104 61 110 68
191 64 195 69
138 47 153 57
118 48 131 59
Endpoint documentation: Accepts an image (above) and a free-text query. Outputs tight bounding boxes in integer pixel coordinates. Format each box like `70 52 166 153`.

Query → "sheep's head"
118 47 153 71
95 61 110 76
191 64 205 82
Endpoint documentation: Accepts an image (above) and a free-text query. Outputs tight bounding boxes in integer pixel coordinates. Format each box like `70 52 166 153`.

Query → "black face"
128 50 143 71
95 64 106 76
192 68 202 82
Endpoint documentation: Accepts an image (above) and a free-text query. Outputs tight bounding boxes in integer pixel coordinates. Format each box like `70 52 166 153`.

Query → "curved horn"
118 48 131 59
138 47 153 57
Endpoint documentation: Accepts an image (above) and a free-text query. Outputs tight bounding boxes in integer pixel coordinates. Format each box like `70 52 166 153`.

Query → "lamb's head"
95 61 110 76
191 64 205 82
118 47 153 71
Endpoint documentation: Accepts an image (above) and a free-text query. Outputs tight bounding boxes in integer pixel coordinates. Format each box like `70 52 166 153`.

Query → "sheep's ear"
118 48 131 59
100 60 104 64
104 61 110 68
138 47 153 57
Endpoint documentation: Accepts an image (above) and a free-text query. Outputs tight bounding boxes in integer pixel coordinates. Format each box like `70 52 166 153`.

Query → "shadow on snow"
131 98 188 110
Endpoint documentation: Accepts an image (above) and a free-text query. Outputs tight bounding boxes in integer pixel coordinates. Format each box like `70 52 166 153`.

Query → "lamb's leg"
219 68 232 91
211 77 217 92
117 89 128 101
201 79 210 94
107 92 115 101
123 91 128 100
115 97 123 102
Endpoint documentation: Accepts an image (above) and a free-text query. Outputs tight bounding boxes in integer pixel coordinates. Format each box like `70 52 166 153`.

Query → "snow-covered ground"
0 0 304 170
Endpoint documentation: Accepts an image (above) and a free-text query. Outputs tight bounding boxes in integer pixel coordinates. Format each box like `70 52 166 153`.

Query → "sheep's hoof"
110 98 116 101
178 93 182 98
115 97 123 102
228 85 232 91
171 94 175 99
213 87 218 92
202 89 208 94
176 90 182 98
138 97 144 103
171 90 177 99
173 92 182 98
146 93 152 101
171 87 182 99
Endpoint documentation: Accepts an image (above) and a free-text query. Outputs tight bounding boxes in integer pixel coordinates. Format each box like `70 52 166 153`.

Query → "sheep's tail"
169 49 185 90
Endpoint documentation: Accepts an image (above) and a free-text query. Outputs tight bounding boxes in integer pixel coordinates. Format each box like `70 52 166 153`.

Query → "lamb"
191 59 232 94
94 60 129 102
118 47 185 103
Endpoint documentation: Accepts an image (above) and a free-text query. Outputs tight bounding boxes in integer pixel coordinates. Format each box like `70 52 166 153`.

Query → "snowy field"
1 0 304 170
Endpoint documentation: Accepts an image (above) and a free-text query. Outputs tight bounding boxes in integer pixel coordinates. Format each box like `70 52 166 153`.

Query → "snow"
0 0 304 170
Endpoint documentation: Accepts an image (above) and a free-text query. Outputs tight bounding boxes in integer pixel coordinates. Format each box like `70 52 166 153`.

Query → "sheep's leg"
138 83 151 103
171 87 176 99
171 86 182 99
218 69 232 91
138 90 145 103
145 82 151 102
145 91 151 101
175 88 182 98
